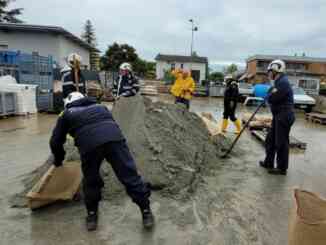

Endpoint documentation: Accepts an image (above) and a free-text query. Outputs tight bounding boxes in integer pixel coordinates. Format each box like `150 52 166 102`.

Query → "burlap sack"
26 161 82 210
289 189 326 245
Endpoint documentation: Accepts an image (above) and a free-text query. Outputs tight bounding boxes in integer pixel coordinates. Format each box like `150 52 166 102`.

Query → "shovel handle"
222 102 265 158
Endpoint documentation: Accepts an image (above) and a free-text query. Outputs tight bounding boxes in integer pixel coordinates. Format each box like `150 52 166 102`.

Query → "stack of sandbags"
87 81 103 99
289 189 326 245
157 85 172 94
140 85 158 96
242 113 272 129
0 76 38 115
313 96 326 114
102 88 115 102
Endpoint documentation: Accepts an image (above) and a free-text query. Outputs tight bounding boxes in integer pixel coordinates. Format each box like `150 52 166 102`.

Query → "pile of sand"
11 95 237 207
313 96 326 114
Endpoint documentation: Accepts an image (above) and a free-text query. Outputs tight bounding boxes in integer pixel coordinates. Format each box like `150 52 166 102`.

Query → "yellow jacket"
170 69 183 97
171 72 195 100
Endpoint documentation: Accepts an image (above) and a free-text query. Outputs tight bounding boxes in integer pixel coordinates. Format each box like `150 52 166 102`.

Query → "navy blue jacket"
112 73 140 97
50 98 124 163
224 80 239 103
268 75 294 114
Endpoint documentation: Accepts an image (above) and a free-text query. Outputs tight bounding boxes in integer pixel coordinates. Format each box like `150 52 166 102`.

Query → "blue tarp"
254 83 271 98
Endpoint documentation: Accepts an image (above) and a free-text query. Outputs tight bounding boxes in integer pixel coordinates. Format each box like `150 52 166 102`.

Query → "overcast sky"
11 0 326 67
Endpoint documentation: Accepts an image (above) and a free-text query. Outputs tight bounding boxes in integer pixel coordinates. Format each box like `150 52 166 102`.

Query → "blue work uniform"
264 75 295 171
49 97 150 212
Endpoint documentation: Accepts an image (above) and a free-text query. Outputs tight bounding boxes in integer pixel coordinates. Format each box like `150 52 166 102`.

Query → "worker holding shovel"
61 53 86 100
221 74 242 134
259 60 295 175
50 92 154 231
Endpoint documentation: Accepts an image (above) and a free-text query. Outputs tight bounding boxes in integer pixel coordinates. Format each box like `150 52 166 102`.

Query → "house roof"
247 54 326 63
0 23 99 52
155 54 208 64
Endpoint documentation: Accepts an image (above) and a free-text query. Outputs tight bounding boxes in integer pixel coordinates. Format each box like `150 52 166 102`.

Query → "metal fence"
209 85 225 97
99 71 119 88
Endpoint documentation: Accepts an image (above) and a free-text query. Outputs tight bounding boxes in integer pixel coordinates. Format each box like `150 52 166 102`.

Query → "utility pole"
189 19 198 57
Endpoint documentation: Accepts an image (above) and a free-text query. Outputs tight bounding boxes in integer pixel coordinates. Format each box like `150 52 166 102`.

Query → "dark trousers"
264 111 295 170
175 97 190 110
81 141 151 213
223 101 237 121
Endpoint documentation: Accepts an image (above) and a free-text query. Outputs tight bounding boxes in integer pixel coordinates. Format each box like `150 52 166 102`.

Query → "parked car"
293 87 316 113
238 82 254 102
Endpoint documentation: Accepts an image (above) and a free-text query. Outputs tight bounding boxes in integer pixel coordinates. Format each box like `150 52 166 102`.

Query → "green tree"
208 71 224 82
0 0 23 23
81 20 97 47
144 61 156 79
224 63 238 74
101 43 138 71
133 58 147 77
163 69 175 84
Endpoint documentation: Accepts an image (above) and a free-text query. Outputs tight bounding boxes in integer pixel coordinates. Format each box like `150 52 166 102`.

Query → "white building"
155 54 208 83
0 23 97 69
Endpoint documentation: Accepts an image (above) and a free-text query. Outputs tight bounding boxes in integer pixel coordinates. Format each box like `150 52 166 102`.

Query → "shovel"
221 101 265 158
73 55 80 92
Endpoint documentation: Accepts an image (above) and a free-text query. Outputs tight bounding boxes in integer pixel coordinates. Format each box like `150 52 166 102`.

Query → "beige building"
244 55 326 95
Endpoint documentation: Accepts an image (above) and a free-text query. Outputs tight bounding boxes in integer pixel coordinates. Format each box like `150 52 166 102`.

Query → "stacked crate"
17 53 54 112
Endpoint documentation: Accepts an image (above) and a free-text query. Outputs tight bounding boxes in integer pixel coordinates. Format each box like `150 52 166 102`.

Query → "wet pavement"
0 96 326 245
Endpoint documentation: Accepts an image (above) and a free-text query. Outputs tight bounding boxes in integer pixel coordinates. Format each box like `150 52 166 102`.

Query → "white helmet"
267 60 286 73
64 92 85 107
119 62 132 71
67 53 82 67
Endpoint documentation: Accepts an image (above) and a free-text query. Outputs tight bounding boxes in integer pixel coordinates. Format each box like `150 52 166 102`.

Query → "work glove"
268 86 277 94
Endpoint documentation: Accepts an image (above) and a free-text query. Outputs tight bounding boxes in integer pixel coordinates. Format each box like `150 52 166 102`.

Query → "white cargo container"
0 83 38 115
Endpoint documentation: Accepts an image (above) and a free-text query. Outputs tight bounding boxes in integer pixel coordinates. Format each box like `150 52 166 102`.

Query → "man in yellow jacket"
171 69 195 110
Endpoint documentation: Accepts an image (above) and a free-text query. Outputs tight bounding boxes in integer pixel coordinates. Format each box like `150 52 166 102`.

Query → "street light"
189 19 198 57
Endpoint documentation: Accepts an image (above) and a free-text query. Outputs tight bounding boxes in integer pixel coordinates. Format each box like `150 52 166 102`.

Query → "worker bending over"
50 92 154 231
260 60 295 175
113 63 140 98
222 75 242 134
171 69 195 110
61 53 86 99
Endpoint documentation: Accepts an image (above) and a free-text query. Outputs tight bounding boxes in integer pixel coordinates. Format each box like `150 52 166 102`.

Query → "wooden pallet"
305 113 326 125
251 130 307 150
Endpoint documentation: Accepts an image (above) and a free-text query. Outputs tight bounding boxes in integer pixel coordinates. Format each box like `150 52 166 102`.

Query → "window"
257 61 269 70
299 79 318 90
171 63 176 70
0 44 8 50
287 63 305 70
180 63 184 69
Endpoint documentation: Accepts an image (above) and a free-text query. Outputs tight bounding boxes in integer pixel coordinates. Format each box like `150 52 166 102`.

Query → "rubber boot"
86 211 98 231
268 168 287 176
234 119 242 134
141 207 155 229
221 119 228 133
